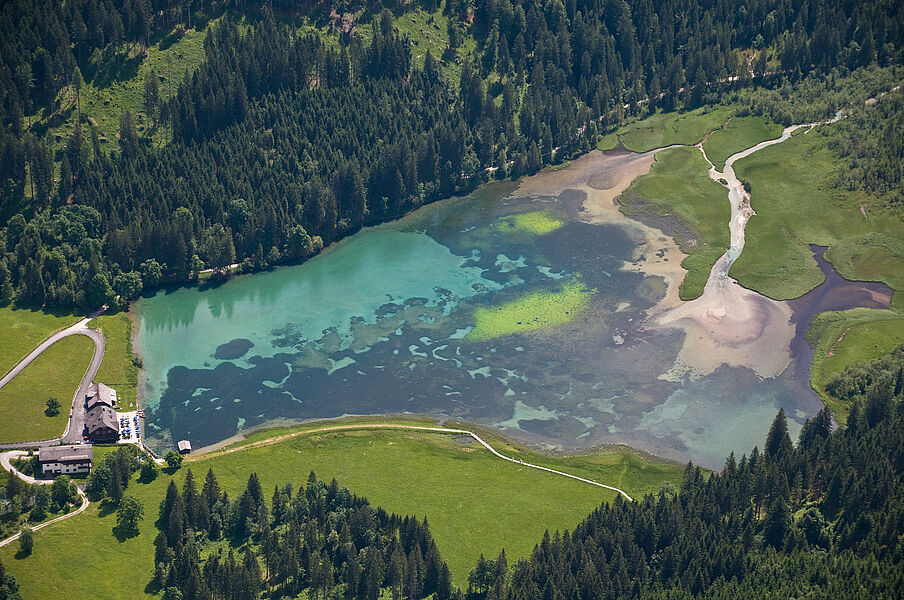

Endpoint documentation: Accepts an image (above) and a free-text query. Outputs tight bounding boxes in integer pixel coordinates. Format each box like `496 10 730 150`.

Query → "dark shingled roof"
39 445 93 463
86 405 119 437
86 382 117 411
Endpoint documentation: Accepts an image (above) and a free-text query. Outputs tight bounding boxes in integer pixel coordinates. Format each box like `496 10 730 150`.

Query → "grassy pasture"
2 421 683 597
0 335 94 443
0 307 78 378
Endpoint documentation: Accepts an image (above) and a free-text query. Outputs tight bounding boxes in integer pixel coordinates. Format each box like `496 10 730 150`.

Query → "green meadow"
599 105 733 153
89 313 139 411
1 421 684 598
730 129 904 300
0 307 77 377
701 116 784 170
618 146 730 299
31 20 211 158
808 310 904 422
0 335 94 443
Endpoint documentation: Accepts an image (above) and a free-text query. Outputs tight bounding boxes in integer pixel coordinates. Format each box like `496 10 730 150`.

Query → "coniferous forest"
150 469 455 600
1 0 902 310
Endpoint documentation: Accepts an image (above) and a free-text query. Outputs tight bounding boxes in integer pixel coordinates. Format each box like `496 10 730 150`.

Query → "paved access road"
0 308 106 448
0 450 91 548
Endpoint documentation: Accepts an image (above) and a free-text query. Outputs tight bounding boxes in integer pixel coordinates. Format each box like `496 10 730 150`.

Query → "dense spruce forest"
1 0 902 310
152 469 455 600
460 344 904 599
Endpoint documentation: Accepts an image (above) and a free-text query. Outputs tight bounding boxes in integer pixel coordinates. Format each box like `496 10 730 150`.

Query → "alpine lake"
133 152 834 469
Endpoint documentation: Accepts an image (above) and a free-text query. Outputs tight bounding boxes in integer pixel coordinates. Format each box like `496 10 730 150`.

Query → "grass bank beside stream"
618 146 729 300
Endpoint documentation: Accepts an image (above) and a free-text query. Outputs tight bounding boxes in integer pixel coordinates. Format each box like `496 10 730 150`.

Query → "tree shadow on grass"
112 522 140 542
138 469 159 485
98 499 118 518
144 577 162 595
13 547 32 560
89 53 144 90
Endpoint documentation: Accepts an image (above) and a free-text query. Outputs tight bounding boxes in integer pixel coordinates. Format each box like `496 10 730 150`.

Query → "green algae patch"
497 211 565 235
468 279 593 341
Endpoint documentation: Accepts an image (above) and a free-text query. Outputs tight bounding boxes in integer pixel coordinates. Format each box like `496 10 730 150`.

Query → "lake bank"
130 138 833 470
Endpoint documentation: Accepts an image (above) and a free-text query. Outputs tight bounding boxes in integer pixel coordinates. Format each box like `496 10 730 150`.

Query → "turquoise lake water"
134 181 823 468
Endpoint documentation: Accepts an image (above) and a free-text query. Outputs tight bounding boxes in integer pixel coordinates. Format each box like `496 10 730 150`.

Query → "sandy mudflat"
513 147 796 381
654 258 795 379
514 149 689 311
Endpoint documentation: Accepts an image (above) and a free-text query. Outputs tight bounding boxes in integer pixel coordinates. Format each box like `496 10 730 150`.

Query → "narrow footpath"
191 423 635 501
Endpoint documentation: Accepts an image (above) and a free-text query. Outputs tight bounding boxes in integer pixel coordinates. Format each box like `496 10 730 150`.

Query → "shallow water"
135 166 829 469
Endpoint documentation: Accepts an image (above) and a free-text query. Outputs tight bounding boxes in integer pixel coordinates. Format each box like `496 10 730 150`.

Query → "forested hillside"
463 346 904 599
1 0 902 311
151 469 454 600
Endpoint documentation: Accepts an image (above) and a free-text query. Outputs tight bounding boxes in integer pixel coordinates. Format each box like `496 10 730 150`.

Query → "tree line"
829 87 904 207
1 0 902 311
155 468 456 600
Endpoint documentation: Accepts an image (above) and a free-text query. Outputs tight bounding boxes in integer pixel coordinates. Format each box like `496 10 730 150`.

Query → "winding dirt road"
191 423 635 501
0 310 105 448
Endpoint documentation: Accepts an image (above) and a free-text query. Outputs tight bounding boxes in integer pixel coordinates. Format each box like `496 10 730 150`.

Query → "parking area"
116 411 142 444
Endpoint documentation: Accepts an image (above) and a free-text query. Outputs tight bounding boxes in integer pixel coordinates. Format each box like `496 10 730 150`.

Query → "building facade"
39 445 93 476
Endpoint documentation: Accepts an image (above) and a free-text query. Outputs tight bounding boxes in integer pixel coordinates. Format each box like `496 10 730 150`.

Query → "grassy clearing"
89 313 139 411
702 116 784 170
496 211 564 235
352 6 476 84
2 422 684 597
808 310 904 422
34 23 209 157
603 105 734 153
0 307 78 378
618 146 730 299
730 129 904 300
468 279 592 340
0 335 94 443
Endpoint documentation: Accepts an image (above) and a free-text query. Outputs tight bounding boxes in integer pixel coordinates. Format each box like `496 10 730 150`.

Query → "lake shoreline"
127 139 884 470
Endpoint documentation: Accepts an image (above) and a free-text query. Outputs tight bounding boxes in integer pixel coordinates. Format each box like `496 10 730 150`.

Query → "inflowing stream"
133 126 880 469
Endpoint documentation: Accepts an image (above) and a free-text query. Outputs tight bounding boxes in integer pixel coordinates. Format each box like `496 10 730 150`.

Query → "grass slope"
0 335 94 443
2 422 683 597
619 146 730 299
702 116 784 170
600 105 733 153
808 310 904 422
89 313 139 411
34 23 209 157
730 129 904 300
0 307 78 378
